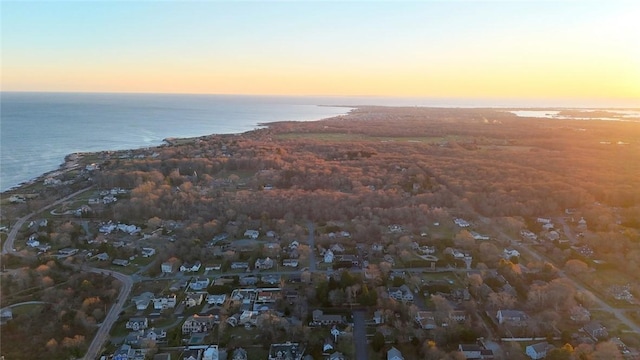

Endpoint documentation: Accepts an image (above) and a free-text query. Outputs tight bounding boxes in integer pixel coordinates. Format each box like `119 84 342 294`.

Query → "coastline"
4 104 639 196
0 108 353 195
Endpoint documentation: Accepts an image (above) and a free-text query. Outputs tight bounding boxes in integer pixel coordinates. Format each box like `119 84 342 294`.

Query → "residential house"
255 257 274 270
182 314 217 334
388 285 414 302
454 218 470 227
371 243 384 252
161 258 180 274
231 348 248 360
112 259 130 267
323 338 335 353
212 233 229 243
289 240 300 249
503 249 520 259
141 247 156 257
113 344 136 360
244 230 259 239
132 292 154 311
282 259 299 268
261 274 281 285
526 342 552 360
268 342 304 360
202 346 219 360
206 294 227 306
520 230 537 241
312 310 344 325
94 252 110 261
449 310 468 323
496 310 528 325
415 311 437 330
26 237 40 248
418 246 436 255
458 344 482 360
231 262 249 270
536 218 551 224
205 264 222 271
330 244 345 253
153 295 177 310
189 278 210 291
583 321 608 340
383 254 395 265
126 317 149 331
569 305 591 323
387 346 405 360
0 309 13 325
471 232 490 241
180 261 202 273
239 276 258 286
329 352 346 360
184 293 204 308
58 248 79 257
324 249 334 263
182 349 202 360
373 310 385 325
153 354 172 360
257 291 279 303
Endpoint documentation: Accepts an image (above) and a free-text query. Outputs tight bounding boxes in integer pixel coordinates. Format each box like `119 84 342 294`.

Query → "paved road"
2 186 95 255
0 185 135 359
352 310 368 360
306 222 317 272
83 267 133 360
512 235 640 334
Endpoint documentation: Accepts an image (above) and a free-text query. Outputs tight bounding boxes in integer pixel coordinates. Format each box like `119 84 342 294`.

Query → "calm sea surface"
2 92 637 192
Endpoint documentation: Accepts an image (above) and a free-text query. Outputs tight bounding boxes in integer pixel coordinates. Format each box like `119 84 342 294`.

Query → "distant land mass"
1 106 639 360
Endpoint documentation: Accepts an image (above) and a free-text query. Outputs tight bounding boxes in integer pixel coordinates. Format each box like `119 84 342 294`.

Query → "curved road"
1 186 134 359
83 267 133 360
2 186 94 255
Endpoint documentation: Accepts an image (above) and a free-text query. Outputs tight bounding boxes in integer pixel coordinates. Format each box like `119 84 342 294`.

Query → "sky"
1 1 639 104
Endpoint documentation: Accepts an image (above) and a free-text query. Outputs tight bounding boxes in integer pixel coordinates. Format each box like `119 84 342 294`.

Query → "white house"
126 317 148 331
26 237 40 248
526 342 552 360
387 346 404 360
330 244 345 253
454 218 470 227
189 277 210 291
206 294 227 306
503 249 520 259
324 249 334 263
141 247 156 257
388 285 414 302
282 259 299 267
180 261 202 273
244 230 259 239
255 257 274 270
152 295 177 310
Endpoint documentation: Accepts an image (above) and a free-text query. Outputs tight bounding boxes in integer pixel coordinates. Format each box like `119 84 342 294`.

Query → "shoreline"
4 104 639 195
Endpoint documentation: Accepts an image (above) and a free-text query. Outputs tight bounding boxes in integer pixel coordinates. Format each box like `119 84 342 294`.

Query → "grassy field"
275 132 473 145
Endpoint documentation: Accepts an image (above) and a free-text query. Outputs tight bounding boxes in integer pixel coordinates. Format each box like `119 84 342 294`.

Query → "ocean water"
0 92 352 191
